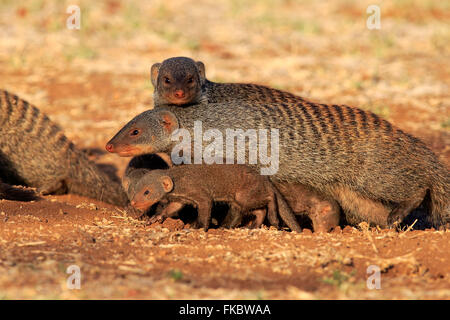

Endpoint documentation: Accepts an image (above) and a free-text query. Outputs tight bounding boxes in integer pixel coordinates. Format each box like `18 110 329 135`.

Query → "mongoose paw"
37 180 66 195
148 213 165 224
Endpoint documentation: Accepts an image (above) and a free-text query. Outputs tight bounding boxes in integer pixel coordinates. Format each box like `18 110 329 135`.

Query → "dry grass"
0 0 449 299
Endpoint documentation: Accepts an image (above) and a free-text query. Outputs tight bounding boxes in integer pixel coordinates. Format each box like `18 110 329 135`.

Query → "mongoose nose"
105 143 114 152
174 90 185 98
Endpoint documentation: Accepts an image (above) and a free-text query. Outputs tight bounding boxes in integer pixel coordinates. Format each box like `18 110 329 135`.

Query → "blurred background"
0 0 448 170
0 0 449 300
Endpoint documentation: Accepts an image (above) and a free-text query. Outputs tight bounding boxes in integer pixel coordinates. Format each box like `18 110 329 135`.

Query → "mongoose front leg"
221 202 244 228
246 208 266 229
193 198 213 231
149 201 184 224
387 189 427 226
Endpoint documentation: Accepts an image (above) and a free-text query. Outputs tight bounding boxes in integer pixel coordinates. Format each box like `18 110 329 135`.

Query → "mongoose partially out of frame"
129 164 301 232
106 88 449 228
0 90 128 206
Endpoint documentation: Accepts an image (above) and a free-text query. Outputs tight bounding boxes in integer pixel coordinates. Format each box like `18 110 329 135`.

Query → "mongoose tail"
0 90 128 207
272 185 302 233
0 181 37 201
66 150 129 206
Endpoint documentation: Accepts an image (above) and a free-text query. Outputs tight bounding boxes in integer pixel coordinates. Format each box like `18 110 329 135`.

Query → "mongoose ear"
160 176 174 193
159 110 179 134
196 61 206 84
150 63 162 87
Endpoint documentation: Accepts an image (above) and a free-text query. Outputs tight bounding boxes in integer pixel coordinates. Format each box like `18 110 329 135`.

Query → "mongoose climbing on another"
129 164 301 232
0 90 128 206
106 91 449 228
150 57 304 108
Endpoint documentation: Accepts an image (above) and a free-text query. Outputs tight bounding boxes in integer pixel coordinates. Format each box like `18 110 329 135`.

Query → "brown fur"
275 182 340 232
108 57 450 228
130 164 302 232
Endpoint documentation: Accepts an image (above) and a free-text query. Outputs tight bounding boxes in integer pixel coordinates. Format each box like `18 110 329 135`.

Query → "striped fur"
0 90 128 206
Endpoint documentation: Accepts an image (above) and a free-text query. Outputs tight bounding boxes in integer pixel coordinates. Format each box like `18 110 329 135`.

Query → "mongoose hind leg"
387 189 427 226
192 198 213 231
221 203 243 228
331 185 391 227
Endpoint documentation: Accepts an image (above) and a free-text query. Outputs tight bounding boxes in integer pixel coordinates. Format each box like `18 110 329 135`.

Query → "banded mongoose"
122 147 340 231
150 56 303 107
150 56 342 232
106 88 449 228
122 153 171 198
0 90 128 206
129 164 301 232
274 182 340 232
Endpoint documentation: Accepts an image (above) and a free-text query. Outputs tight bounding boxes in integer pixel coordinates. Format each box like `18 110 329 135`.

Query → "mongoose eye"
144 190 150 196
130 129 140 136
187 77 194 84
164 77 171 84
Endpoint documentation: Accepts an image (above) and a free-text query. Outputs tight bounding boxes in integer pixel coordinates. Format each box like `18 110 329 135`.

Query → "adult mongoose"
106 95 449 228
150 56 342 232
150 56 303 107
129 164 300 231
0 90 128 206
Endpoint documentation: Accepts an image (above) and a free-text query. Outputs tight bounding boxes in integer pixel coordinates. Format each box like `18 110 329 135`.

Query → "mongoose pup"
122 153 171 197
106 95 449 228
274 182 340 232
150 56 303 107
0 90 128 206
123 153 267 228
129 164 302 232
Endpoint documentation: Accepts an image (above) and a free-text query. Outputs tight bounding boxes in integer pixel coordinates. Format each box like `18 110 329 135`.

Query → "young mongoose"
129 164 301 232
122 153 171 198
274 182 340 232
106 95 449 228
0 90 128 206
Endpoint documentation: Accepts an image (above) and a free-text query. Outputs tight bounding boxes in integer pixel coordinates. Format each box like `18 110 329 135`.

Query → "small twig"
399 219 418 238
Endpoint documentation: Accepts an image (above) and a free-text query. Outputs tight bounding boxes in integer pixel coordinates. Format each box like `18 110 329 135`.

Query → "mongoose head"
123 168 151 199
131 171 174 211
151 57 206 106
105 109 179 157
